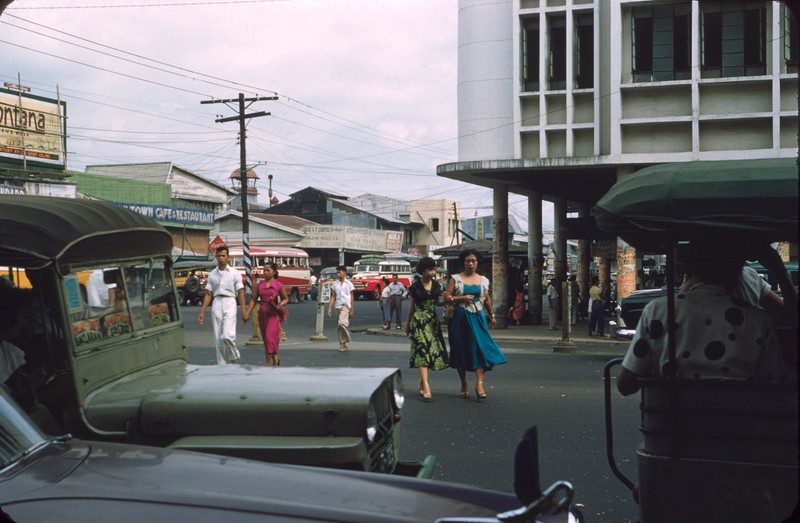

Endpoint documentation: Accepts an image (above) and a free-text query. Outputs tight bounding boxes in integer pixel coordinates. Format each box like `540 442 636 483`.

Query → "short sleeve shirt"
206 265 243 298
331 279 355 309
622 284 786 383
735 266 772 307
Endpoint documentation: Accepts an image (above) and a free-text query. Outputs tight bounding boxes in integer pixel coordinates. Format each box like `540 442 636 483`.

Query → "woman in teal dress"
405 257 449 401
444 249 507 400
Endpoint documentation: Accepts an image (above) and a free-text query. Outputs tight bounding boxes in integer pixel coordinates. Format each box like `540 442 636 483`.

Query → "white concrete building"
438 0 798 324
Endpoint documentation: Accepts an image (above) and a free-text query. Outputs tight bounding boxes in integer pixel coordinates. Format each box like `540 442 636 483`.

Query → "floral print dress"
408 279 449 370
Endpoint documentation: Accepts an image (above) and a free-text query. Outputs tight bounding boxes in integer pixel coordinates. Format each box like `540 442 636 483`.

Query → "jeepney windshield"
63 259 179 350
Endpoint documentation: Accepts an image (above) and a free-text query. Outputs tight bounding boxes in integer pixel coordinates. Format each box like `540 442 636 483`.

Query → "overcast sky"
1 0 548 230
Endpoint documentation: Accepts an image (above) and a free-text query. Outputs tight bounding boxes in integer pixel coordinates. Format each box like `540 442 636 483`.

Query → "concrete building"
438 0 798 326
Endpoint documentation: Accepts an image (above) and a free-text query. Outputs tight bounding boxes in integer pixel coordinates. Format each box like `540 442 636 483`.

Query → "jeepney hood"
83 361 398 436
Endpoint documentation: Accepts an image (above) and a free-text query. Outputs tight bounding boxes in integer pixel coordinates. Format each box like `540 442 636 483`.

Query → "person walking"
327 265 355 352
245 262 288 367
587 275 605 337
198 245 249 364
444 249 507 401
547 277 560 330
387 274 408 330
405 257 449 402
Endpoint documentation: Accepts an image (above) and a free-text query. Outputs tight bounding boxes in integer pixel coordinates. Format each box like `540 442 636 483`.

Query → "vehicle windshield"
355 265 379 273
64 258 180 350
0 389 46 471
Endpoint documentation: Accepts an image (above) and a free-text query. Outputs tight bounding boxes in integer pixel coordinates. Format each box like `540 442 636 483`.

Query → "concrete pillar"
528 193 544 325
492 186 509 329
616 239 637 299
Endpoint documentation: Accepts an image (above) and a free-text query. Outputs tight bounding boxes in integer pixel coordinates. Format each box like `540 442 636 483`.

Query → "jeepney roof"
0 195 174 269
592 158 798 251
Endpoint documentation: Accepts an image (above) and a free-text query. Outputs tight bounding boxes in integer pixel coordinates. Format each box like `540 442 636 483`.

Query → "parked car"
609 287 672 339
173 261 214 305
0 196 421 477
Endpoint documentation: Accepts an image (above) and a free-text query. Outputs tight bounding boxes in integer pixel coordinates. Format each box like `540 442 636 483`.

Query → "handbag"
443 304 455 319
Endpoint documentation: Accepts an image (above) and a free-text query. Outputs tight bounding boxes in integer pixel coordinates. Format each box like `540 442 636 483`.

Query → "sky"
1 0 547 230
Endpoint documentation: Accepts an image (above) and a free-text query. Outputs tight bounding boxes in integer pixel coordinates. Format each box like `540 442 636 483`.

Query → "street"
182 299 642 523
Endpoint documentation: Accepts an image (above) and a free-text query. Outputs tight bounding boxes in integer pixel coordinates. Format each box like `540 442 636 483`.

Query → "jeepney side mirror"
513 426 542 505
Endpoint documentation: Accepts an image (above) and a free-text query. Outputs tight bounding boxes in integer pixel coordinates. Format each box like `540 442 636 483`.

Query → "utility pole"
201 93 276 297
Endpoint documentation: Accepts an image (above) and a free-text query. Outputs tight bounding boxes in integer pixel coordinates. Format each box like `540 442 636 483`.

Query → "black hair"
0 287 33 331
336 265 347 272
216 245 229 255
265 261 279 278
416 256 437 274
458 249 481 269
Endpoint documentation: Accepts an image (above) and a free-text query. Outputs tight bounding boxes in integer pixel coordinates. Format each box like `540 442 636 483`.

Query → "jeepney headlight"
391 373 404 411
366 403 378 445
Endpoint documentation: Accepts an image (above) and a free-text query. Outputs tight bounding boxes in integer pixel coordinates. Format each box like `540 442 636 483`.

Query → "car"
609 287 672 339
173 261 214 305
0 195 420 477
0 389 583 523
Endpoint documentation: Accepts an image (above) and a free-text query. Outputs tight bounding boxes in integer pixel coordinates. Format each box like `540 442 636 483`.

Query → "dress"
622 284 787 383
255 279 286 357
408 279 449 370
447 274 507 372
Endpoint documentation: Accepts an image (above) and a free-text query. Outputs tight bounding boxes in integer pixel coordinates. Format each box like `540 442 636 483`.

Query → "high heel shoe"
421 381 432 402
459 382 469 398
475 382 487 401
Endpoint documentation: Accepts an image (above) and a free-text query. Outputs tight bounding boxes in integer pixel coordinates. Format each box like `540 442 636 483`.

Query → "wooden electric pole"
201 93 276 296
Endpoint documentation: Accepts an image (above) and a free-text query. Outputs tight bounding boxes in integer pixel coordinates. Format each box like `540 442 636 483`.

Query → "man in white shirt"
198 246 249 364
386 274 408 330
327 265 355 352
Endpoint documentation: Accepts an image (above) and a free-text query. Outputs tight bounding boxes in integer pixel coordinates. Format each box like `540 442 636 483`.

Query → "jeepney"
0 195 415 476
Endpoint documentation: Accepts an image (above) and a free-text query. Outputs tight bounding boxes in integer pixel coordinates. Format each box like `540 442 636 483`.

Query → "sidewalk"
363 319 628 346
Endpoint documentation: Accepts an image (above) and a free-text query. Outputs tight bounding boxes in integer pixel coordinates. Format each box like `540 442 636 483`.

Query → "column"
492 185 509 329
528 192 543 325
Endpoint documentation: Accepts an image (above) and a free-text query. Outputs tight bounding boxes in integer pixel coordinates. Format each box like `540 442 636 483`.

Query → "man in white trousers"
198 246 249 364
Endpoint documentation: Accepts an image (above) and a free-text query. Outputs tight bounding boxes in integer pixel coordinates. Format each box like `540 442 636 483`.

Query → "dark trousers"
589 300 605 334
390 295 403 325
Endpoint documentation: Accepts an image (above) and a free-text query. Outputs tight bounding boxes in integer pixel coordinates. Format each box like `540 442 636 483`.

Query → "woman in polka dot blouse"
617 240 789 396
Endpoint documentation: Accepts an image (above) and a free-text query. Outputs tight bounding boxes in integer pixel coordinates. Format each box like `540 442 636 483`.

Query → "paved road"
180 300 642 523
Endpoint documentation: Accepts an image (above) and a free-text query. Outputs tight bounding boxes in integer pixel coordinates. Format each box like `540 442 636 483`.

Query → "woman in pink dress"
245 262 288 367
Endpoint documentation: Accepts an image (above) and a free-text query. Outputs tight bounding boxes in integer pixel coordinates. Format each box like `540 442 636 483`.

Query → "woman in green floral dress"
405 257 449 401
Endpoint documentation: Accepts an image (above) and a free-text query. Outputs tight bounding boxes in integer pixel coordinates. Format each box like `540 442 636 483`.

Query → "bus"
351 256 414 300
227 246 312 303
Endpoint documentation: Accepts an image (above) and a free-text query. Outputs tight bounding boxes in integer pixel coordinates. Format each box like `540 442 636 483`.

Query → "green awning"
592 158 798 251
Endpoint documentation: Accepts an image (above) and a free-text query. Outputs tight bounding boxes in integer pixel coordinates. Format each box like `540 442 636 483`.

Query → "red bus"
227 246 312 303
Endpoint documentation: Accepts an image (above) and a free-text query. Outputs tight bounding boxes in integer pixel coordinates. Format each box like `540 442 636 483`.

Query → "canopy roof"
592 158 798 251
0 195 174 269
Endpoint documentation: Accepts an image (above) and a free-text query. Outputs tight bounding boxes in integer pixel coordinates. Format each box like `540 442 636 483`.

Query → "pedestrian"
444 249 507 401
378 277 392 330
198 245 249 364
387 273 408 330
309 271 318 301
405 257 449 401
507 285 525 326
587 275 605 337
568 274 580 325
327 265 355 352
245 262 288 367
547 277 560 330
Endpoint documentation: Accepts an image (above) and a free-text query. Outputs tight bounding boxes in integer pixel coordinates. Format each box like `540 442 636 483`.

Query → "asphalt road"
181 299 642 523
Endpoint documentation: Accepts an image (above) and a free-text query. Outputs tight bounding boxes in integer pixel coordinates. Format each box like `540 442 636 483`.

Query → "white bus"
227 246 312 303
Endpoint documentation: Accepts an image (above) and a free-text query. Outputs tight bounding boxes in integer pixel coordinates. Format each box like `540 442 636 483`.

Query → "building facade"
439 0 798 325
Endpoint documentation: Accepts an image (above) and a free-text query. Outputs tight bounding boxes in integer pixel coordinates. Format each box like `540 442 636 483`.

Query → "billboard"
0 87 66 167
